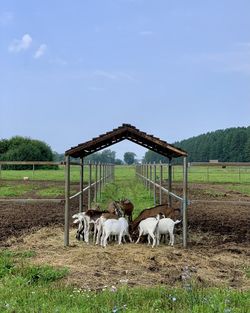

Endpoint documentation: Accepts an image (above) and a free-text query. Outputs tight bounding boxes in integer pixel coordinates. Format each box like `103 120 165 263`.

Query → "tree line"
0 136 138 168
1 126 249 169
0 136 56 169
173 126 250 163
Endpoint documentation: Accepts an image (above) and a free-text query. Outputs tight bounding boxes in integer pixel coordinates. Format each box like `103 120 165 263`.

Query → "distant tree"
143 150 168 163
124 152 136 165
0 136 56 169
0 139 9 154
174 126 250 162
85 149 116 164
53 151 64 162
114 158 124 165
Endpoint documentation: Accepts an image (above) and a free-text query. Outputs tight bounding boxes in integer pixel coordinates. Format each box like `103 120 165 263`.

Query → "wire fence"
0 161 114 205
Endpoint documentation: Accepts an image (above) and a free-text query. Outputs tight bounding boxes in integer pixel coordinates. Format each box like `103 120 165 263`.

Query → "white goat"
72 213 86 241
135 215 160 248
101 217 132 247
156 218 181 246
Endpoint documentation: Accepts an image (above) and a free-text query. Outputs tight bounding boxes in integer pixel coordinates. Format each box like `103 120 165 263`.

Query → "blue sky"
0 0 249 159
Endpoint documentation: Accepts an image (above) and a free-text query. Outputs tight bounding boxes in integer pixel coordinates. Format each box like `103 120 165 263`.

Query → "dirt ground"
0 181 249 290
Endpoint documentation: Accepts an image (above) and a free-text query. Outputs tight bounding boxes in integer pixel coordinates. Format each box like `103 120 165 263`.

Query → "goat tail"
174 219 182 225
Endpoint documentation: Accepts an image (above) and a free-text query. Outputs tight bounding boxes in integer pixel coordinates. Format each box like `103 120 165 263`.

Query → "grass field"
1 165 250 198
0 164 250 183
0 250 249 313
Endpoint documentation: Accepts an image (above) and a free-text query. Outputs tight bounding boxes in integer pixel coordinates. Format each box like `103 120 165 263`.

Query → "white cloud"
34 44 47 59
8 34 32 53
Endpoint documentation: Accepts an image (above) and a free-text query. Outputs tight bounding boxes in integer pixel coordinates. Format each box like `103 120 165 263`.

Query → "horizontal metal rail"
69 177 105 200
190 162 250 167
0 161 82 166
136 172 184 202
191 199 250 206
0 198 64 203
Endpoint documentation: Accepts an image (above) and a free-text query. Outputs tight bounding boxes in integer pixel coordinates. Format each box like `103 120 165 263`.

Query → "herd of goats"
72 200 182 248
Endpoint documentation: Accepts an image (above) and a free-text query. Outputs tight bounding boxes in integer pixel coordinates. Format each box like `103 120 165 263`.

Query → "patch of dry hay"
8 227 250 291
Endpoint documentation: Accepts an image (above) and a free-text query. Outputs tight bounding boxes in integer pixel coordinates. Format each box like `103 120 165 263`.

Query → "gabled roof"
65 124 187 159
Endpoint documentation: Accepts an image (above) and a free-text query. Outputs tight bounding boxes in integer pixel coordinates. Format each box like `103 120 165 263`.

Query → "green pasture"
0 164 249 183
0 250 249 313
97 178 155 217
0 165 250 198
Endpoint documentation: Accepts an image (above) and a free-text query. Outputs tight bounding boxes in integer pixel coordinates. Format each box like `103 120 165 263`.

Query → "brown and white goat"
108 199 134 222
131 204 180 233
117 199 134 223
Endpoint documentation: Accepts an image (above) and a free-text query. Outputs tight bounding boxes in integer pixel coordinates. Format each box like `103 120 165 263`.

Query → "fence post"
95 163 98 203
32 163 35 180
182 156 188 248
79 158 84 212
99 162 102 200
64 155 70 247
168 159 172 207
149 163 152 196
154 162 156 206
88 162 92 209
160 161 163 204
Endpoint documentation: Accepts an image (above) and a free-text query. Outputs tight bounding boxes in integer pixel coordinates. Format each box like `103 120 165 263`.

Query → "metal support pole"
154 162 156 205
146 163 149 189
168 159 172 207
32 163 35 180
149 164 152 196
113 164 114 180
64 155 70 246
79 158 84 212
99 162 102 200
95 163 98 203
88 162 92 209
160 162 163 204
183 156 188 248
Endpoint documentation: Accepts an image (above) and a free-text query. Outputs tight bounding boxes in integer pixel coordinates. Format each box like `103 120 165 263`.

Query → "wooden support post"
182 156 188 248
154 162 156 205
32 163 35 180
149 163 152 195
112 164 115 181
160 162 163 205
79 158 84 212
88 162 92 209
64 155 70 246
99 162 102 200
168 159 172 207
95 163 98 203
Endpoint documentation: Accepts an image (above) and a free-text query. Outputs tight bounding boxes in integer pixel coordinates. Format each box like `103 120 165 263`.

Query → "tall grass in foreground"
0 251 249 313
